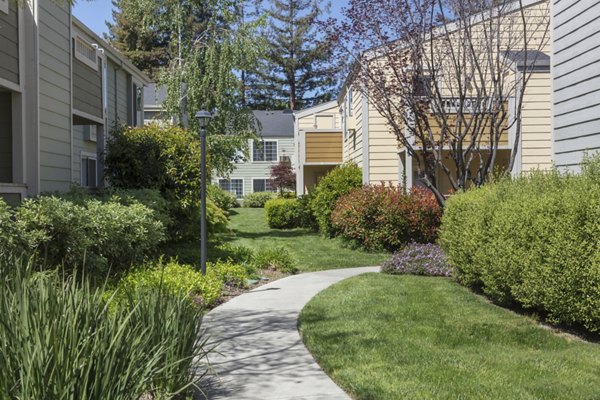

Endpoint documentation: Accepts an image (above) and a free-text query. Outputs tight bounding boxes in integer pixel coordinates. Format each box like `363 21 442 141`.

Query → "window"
74 35 98 71
414 76 432 97
81 153 98 188
253 179 275 193
252 140 278 162
219 179 243 199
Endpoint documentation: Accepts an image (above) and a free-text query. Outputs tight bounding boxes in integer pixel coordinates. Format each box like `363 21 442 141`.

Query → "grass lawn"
299 273 600 400
221 208 387 272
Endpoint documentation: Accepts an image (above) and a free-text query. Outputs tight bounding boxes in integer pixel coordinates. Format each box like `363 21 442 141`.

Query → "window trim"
73 34 99 71
218 178 244 199
80 151 98 188
251 139 279 163
252 177 276 193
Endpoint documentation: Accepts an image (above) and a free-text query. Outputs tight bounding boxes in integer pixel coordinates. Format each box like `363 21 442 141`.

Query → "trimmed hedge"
265 198 301 229
439 157 600 332
332 185 442 251
309 163 363 236
242 191 277 208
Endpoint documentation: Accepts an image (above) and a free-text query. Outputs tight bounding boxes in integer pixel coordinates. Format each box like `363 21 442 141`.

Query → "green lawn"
299 273 600 400
221 208 387 272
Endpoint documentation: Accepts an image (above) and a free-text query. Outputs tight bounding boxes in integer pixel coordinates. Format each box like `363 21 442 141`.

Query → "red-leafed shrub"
331 185 442 251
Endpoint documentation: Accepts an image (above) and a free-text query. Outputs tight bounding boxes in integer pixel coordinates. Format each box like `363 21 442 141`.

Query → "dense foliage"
243 191 277 208
251 246 298 274
439 156 600 332
105 124 228 239
265 198 302 229
332 185 442 251
207 184 238 212
309 163 363 236
4 195 165 276
0 258 207 399
270 161 296 194
382 242 451 276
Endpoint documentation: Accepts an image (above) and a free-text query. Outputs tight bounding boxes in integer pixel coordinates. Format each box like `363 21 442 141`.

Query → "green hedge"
265 198 301 229
439 157 600 332
242 191 277 208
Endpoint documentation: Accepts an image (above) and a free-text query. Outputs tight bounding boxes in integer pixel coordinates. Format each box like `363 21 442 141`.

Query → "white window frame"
218 178 244 199
80 152 98 188
251 139 278 163
0 0 9 15
73 34 99 71
252 178 276 193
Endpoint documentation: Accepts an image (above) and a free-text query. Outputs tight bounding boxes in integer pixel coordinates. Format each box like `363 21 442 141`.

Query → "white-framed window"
73 34 99 71
252 178 275 193
219 178 244 199
81 152 98 188
252 140 278 162
0 0 9 15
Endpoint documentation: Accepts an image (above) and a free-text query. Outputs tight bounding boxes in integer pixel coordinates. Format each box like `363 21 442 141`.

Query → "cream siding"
520 70 552 171
553 0 600 169
38 0 71 192
343 86 363 166
0 1 19 85
367 102 400 184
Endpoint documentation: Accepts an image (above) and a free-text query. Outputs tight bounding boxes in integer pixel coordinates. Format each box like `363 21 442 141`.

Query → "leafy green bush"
332 185 442 251
243 191 277 208
207 259 249 288
0 257 207 399
115 260 223 307
0 199 30 258
14 196 165 276
440 158 600 333
310 163 362 236
207 184 238 211
251 246 298 274
105 124 227 240
265 198 302 229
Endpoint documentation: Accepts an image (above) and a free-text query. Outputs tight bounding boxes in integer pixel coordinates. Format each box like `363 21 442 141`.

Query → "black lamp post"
195 109 213 275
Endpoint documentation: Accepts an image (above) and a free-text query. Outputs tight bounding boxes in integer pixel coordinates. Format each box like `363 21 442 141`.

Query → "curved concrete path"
197 267 379 400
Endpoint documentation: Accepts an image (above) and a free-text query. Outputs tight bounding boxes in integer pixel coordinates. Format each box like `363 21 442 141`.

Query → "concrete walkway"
196 267 379 400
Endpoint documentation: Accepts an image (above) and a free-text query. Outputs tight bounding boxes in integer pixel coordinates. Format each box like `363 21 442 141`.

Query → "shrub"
251 246 298 274
297 193 318 230
243 191 277 208
439 160 600 333
0 199 30 258
309 163 363 236
382 242 451 276
14 196 165 276
105 124 226 240
115 260 223 307
207 184 238 212
207 259 249 288
331 185 442 251
0 257 207 399
265 198 302 229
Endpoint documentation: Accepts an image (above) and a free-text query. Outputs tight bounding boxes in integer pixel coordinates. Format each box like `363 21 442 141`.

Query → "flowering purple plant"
382 242 452 277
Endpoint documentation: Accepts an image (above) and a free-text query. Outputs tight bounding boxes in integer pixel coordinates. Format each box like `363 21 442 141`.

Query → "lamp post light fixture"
195 109 213 275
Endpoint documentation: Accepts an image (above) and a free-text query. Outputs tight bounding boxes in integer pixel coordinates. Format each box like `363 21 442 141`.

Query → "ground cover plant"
440 155 600 333
0 257 208 399
222 208 387 272
299 273 600 400
382 242 450 276
332 185 442 251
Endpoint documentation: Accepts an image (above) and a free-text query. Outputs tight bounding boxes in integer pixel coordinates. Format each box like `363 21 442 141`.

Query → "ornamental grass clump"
382 242 451 276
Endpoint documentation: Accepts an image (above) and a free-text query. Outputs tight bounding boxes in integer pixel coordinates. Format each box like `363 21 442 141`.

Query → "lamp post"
195 109 213 275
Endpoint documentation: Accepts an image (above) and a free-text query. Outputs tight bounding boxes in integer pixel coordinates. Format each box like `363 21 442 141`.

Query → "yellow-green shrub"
265 198 302 229
440 158 600 332
207 259 249 288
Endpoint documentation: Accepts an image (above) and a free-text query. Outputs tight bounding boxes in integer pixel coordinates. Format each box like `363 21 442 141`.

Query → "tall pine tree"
248 0 337 111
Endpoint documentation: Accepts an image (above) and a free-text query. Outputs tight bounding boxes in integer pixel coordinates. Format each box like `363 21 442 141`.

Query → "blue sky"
73 1 348 38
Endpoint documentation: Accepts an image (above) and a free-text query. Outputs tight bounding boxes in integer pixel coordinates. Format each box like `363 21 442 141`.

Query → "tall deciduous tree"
331 0 550 205
248 0 337 111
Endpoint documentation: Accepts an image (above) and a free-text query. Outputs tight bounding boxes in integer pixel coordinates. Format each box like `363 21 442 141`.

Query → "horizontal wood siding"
38 1 71 192
553 0 600 169
212 137 295 196
0 93 12 182
305 132 343 163
0 2 19 85
368 102 400 184
73 56 103 119
343 86 363 165
521 70 552 170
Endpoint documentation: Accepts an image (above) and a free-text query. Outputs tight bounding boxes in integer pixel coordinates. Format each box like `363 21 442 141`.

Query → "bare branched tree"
331 0 550 204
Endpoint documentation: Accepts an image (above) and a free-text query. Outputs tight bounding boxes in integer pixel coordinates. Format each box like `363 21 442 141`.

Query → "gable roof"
254 110 294 138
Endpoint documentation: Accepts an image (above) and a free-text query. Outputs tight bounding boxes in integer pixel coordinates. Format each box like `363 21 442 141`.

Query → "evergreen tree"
248 0 337 111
